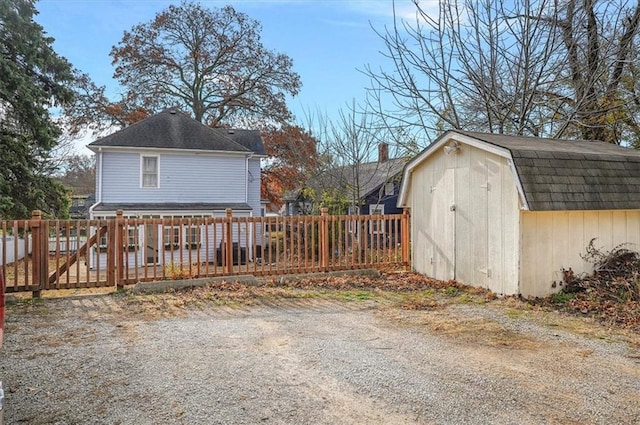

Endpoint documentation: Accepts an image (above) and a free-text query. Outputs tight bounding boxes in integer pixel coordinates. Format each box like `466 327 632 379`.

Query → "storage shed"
397 130 640 297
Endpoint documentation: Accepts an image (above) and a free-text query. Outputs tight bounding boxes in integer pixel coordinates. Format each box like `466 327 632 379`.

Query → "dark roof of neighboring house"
88 109 265 155
284 157 407 202
416 131 640 211
69 194 95 218
91 202 252 212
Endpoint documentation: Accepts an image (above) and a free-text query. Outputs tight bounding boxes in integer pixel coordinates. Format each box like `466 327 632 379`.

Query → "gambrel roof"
88 109 265 155
399 130 640 211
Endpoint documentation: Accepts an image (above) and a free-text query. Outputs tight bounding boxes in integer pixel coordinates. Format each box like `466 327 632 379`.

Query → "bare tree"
64 2 301 135
55 154 96 196
551 0 640 144
306 102 405 214
365 0 640 146
111 2 301 127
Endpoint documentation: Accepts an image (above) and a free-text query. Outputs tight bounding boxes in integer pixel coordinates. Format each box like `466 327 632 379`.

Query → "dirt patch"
3 274 640 424
8 270 640 345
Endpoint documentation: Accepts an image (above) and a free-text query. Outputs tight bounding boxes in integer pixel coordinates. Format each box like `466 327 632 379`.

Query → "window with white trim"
97 217 138 250
185 226 200 249
347 205 360 233
163 226 180 249
126 228 138 249
384 182 394 196
141 155 159 188
369 204 384 234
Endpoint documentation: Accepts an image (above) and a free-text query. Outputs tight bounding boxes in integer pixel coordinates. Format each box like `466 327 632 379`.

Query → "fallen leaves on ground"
131 270 498 316
535 241 640 332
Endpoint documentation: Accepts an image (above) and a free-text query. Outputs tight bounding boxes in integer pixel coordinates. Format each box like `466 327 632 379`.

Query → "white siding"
247 158 262 214
101 151 249 204
407 143 520 295
520 210 640 297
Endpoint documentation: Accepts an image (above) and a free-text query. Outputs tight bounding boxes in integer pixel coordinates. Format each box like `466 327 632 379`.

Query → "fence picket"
1 209 410 294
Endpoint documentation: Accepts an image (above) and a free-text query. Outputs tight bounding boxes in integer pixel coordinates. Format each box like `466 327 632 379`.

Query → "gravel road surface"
1 293 639 424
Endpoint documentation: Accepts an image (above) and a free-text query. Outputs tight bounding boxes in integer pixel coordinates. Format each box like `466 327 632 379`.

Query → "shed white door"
429 165 455 280
453 147 489 288
411 144 519 294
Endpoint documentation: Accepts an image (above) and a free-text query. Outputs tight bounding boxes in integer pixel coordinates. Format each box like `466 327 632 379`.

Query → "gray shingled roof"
285 157 407 202
88 109 265 155
458 131 640 211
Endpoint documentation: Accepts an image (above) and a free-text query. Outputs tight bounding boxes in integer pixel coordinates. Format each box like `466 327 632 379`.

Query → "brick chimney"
378 142 389 163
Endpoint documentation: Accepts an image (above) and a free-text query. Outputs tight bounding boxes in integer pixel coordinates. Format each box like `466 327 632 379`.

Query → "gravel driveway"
1 290 640 424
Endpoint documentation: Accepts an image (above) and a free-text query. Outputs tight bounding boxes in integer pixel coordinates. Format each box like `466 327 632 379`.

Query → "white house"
398 130 640 297
87 108 265 268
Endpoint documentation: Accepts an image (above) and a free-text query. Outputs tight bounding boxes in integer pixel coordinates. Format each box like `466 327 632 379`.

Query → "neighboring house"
398 130 640 298
69 194 94 219
87 108 266 267
284 143 407 217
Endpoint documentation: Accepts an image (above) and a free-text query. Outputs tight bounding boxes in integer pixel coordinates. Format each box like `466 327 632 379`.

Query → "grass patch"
551 291 575 304
336 290 373 302
394 289 437 310
445 286 458 296
415 312 545 350
506 308 525 318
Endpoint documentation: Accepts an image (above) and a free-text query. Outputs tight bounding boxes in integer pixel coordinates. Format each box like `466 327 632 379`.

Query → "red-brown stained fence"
1 208 410 295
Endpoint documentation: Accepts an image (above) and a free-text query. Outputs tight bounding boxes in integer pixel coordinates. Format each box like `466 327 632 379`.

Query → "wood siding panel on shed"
469 146 489 288
454 147 472 285
520 210 640 297
490 153 520 294
409 162 433 277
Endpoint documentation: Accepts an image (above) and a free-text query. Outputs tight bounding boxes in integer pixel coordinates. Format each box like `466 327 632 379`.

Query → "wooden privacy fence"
1 208 410 295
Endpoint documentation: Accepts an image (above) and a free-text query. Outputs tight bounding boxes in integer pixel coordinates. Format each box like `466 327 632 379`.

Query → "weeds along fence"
1 209 410 295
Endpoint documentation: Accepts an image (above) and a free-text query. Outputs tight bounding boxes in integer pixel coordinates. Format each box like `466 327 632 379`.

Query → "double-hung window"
369 205 385 234
185 226 200 249
163 227 180 249
141 155 159 188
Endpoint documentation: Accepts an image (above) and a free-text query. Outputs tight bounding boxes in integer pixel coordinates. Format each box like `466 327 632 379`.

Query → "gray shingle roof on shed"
458 131 640 211
88 109 265 155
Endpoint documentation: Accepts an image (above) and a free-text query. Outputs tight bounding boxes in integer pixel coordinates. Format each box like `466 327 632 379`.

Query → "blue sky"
34 0 428 154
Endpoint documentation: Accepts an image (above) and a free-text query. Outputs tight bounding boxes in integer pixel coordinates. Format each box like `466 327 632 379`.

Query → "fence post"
107 214 116 286
115 210 125 289
320 208 329 271
225 208 233 273
30 210 44 298
402 208 410 270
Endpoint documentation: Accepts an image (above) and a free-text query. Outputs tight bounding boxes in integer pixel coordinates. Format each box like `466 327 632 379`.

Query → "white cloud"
342 0 439 21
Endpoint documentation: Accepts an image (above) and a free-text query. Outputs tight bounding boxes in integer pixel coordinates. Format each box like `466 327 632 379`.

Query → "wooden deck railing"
1 208 410 295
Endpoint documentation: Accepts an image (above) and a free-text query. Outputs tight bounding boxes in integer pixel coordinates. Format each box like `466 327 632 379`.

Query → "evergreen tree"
0 0 75 218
